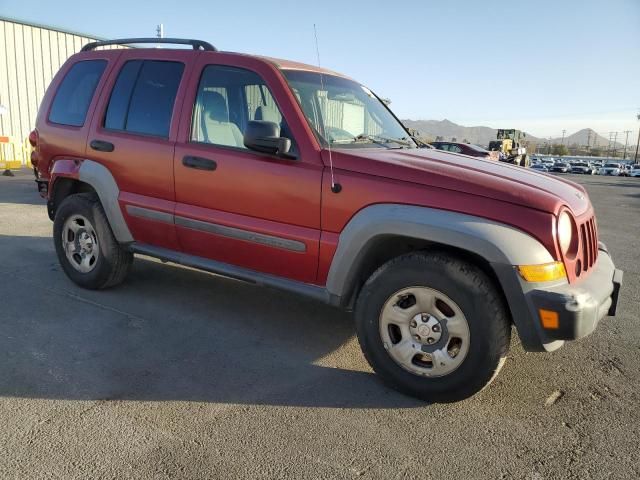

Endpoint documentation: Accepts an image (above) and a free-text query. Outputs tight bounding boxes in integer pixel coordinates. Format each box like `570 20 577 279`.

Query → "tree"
463 138 470 144
451 137 457 142
435 136 444 142
551 144 569 156
591 147 603 157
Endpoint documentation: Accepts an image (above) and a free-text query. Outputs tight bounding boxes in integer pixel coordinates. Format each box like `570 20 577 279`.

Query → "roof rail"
81 37 217 52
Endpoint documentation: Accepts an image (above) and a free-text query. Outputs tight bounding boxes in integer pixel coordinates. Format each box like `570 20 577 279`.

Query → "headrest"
202 91 228 122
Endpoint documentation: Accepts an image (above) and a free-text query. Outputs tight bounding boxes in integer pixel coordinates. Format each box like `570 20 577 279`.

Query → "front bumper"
493 243 622 352
527 245 622 342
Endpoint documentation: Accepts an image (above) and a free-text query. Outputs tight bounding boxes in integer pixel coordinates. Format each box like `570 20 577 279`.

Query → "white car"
630 165 640 177
571 162 595 174
599 163 622 176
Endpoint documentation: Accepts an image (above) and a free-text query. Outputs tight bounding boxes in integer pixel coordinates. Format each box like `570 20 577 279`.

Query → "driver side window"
191 65 293 151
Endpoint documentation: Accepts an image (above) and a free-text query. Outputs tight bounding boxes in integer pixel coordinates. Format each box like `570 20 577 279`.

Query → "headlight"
557 211 574 255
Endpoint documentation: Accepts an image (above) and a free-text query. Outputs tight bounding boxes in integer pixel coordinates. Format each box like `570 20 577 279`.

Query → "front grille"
579 216 598 273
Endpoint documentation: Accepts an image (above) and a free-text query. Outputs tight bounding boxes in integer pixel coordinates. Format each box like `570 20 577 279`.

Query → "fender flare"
325 204 554 300
78 160 134 243
51 159 133 243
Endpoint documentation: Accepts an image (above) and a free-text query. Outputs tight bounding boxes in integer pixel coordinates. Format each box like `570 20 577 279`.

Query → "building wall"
0 17 100 163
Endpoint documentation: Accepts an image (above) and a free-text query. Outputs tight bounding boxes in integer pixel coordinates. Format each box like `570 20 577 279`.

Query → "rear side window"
48 60 107 126
104 60 184 137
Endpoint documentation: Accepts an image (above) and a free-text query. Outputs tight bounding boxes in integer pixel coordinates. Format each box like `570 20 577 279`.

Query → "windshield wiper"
353 134 414 148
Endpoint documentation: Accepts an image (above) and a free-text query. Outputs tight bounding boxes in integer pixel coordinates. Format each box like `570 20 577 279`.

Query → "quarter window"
104 60 184 137
48 60 107 127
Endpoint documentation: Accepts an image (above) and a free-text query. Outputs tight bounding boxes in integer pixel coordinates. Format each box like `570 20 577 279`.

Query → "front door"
173 59 323 283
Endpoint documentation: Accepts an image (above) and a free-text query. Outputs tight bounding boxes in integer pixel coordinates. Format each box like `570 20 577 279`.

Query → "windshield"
282 70 415 149
574 163 588 167
605 163 620 168
466 144 488 153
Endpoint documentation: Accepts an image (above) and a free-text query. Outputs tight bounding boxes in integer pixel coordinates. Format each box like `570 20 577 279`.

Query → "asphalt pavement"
0 169 638 479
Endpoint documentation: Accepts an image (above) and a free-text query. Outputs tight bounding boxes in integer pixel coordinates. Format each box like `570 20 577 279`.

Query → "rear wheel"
355 251 511 402
53 193 133 289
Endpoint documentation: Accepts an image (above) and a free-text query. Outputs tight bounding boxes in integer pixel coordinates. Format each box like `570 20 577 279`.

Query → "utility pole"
156 24 164 39
547 137 552 155
587 130 592 154
612 131 618 158
635 112 640 163
561 129 566 146
606 132 613 158
622 130 631 160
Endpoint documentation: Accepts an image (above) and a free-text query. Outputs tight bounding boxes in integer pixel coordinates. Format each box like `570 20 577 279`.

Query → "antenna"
313 24 341 194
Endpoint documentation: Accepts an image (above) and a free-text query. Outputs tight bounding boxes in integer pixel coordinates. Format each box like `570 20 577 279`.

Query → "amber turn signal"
517 262 566 282
539 309 559 329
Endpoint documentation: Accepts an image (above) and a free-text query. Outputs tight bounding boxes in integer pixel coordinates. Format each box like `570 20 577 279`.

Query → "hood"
328 148 590 216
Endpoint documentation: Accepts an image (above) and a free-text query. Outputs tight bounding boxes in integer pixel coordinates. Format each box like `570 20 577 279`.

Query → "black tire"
53 192 133 289
355 251 511 403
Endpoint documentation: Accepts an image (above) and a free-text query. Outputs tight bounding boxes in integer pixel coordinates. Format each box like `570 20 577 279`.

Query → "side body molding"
78 160 134 243
326 204 554 300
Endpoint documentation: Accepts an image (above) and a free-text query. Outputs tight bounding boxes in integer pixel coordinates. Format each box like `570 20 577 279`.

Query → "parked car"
30 37 622 403
619 164 631 177
551 162 571 173
571 162 595 174
599 163 622 176
429 141 499 161
530 164 549 172
630 165 640 177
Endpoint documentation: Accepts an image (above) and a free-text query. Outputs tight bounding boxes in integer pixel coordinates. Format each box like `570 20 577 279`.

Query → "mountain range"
402 119 621 148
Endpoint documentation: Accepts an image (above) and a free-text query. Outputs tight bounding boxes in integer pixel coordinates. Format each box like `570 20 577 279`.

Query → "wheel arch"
49 177 97 220
50 159 133 243
326 204 555 308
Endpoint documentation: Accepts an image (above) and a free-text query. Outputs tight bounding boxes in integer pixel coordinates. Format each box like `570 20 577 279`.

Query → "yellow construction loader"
488 129 529 167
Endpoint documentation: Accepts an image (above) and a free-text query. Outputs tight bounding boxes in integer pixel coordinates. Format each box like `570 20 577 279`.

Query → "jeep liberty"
31 38 622 402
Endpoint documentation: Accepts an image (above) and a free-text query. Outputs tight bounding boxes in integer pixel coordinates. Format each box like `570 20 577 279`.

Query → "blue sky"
2 0 639 140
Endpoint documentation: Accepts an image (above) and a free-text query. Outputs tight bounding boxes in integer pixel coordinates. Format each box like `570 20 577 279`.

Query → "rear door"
88 50 196 250
36 52 120 178
173 56 323 283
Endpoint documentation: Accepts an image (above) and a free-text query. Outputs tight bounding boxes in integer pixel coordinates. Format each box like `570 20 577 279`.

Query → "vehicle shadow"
0 234 423 409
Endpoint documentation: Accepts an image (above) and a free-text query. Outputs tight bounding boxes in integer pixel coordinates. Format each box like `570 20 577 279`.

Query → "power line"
622 131 631 159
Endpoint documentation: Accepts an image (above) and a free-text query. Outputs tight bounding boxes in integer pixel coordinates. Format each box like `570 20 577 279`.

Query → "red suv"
31 38 622 402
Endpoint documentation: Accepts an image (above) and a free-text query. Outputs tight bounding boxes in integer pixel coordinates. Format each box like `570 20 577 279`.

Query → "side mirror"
244 120 293 158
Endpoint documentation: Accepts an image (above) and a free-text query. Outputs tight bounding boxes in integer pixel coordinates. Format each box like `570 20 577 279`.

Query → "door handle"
90 139 115 152
182 155 217 171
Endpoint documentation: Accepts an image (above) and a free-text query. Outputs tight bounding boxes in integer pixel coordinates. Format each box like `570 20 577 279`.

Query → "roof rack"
81 37 217 52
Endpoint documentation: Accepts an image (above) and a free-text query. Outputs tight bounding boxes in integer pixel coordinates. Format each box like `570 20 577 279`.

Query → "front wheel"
355 252 511 402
